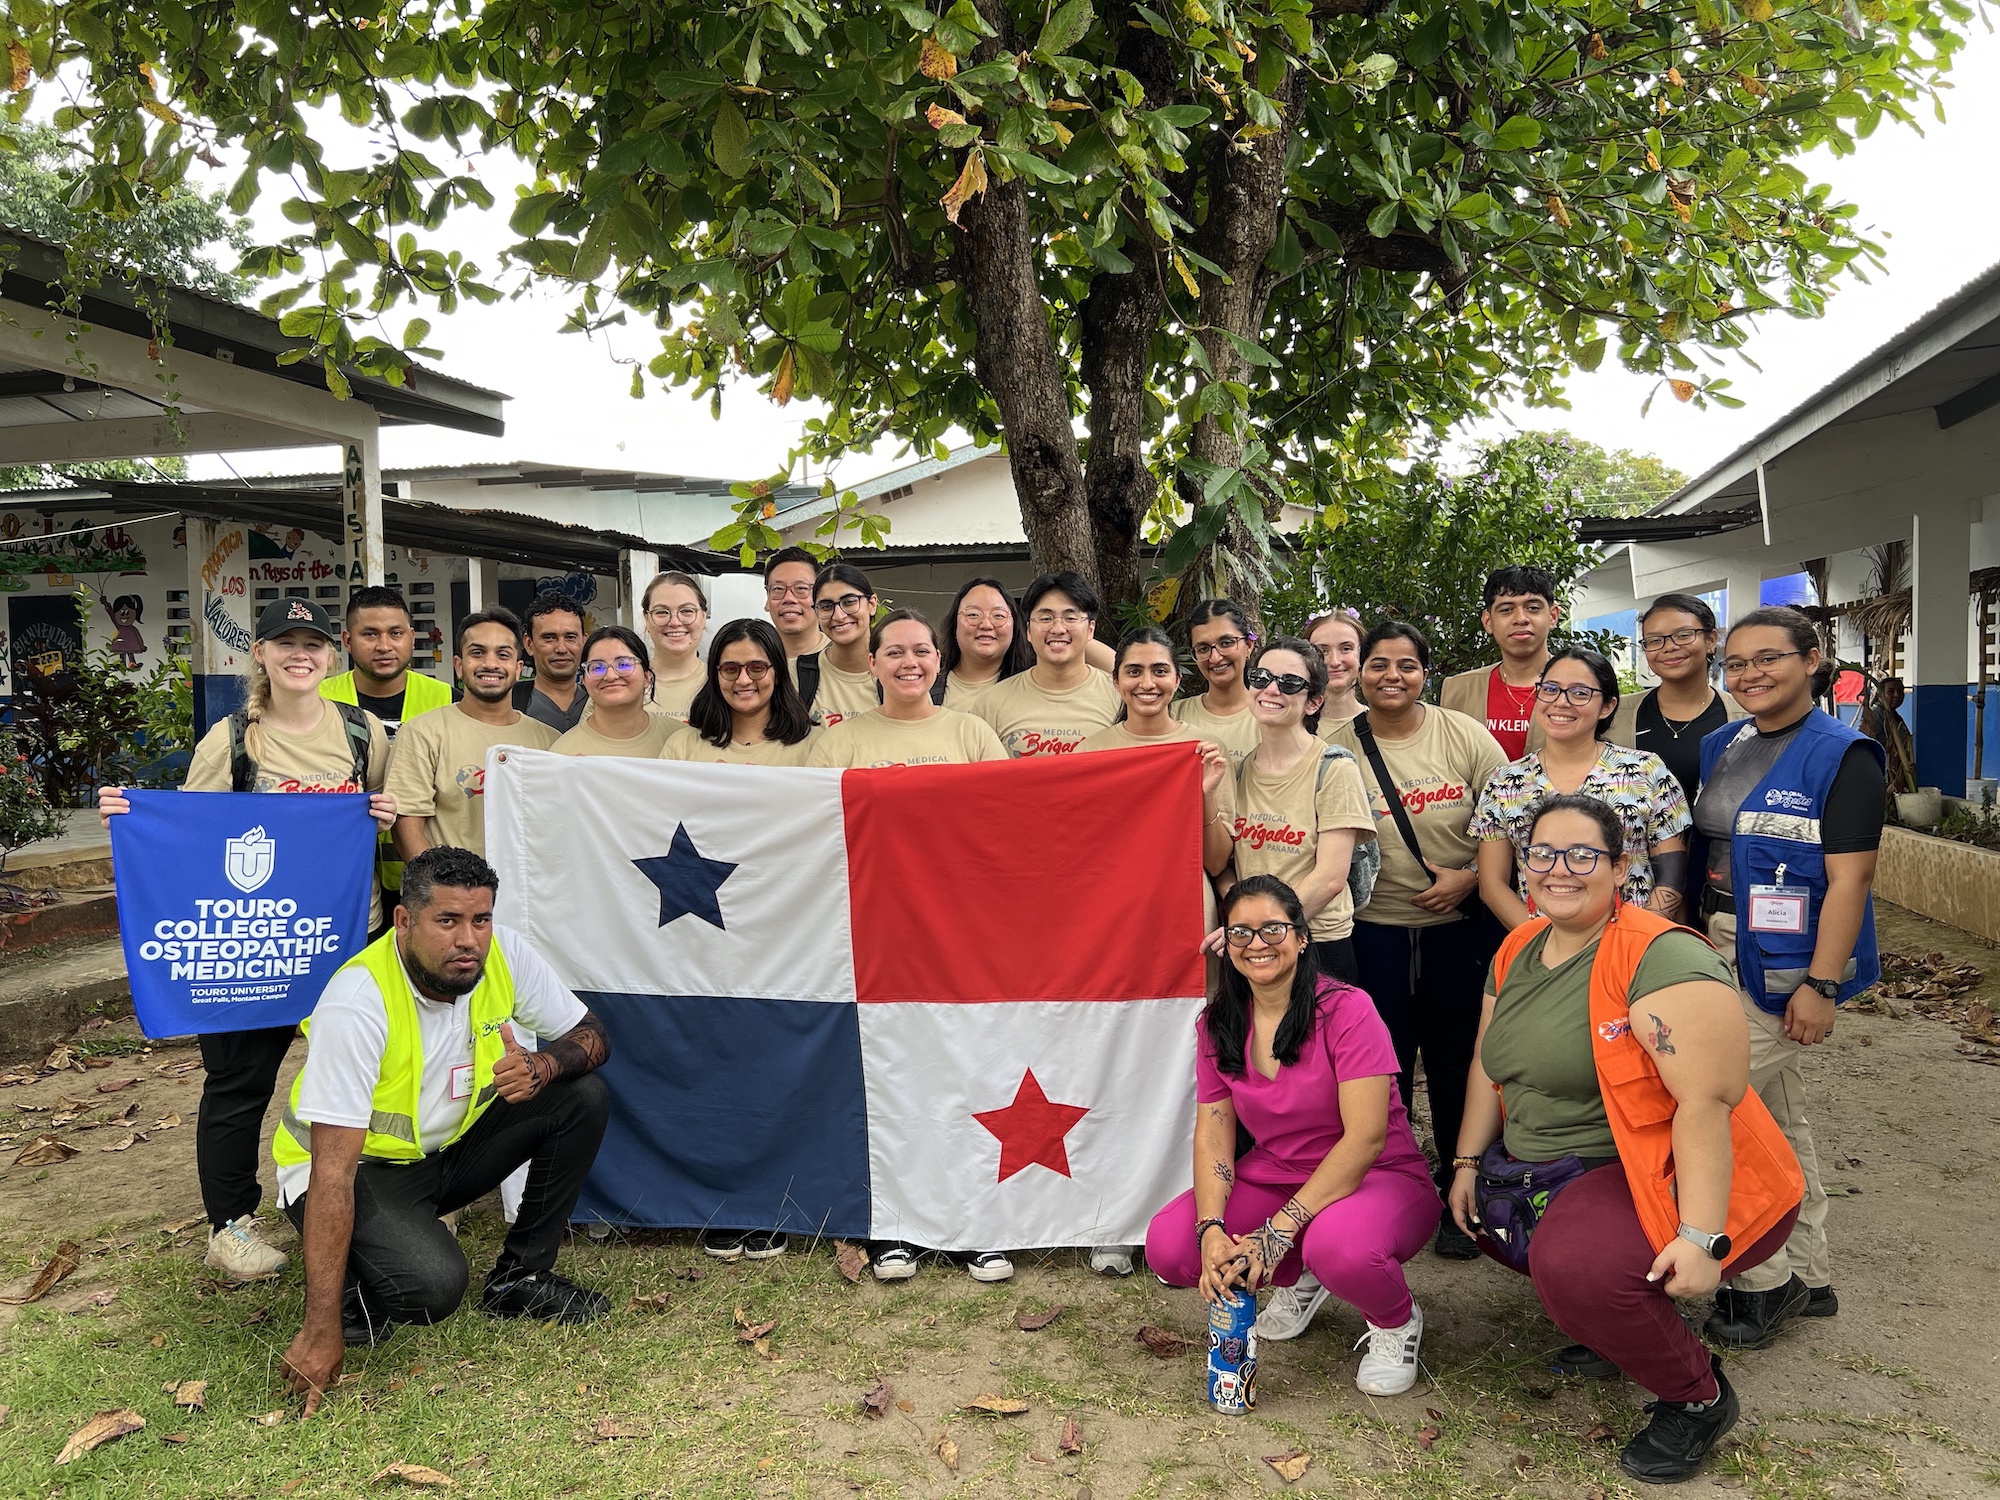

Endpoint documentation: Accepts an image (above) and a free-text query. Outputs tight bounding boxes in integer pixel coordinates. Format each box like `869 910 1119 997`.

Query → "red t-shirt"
1483 668 1535 761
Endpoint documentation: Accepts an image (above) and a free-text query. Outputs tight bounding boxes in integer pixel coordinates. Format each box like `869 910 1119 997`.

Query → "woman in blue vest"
1691 606 1883 1350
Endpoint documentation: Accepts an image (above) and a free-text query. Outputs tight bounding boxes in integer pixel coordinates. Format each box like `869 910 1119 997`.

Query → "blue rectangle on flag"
110 789 375 1037
576 991 871 1236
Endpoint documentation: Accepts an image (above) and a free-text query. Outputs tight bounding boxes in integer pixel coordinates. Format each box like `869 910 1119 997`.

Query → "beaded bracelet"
1195 1217 1228 1252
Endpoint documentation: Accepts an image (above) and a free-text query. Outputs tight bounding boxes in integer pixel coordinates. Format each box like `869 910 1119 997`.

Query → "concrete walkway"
0 936 127 1062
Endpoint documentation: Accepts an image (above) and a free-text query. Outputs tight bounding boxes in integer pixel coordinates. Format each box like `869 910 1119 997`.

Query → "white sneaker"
872 1245 919 1281
1090 1245 1135 1277
965 1250 1014 1283
1354 1300 1424 1396
204 1214 289 1282
1257 1271 1329 1341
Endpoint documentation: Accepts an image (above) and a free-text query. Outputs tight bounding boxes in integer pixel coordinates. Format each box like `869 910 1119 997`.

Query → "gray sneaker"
1257 1272 1329 1341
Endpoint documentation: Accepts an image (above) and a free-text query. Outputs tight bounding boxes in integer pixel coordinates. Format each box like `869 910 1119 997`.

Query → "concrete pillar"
186 514 248 738
1910 505 1973 796
1725 563 1763 625
341 424 386 591
466 557 500 616
621 549 660 629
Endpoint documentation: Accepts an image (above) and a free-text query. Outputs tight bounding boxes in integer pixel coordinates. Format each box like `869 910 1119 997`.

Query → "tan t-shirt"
553 714 679 759
650 671 702 725
973 667 1120 758
660 729 820 766
813 657 879 727
942 671 1003 713
184 704 392 929
1169 694 1260 767
1326 707 1508 928
1317 703 1362 742
808 708 1009 768
1232 744 1378 941
386 702 560 856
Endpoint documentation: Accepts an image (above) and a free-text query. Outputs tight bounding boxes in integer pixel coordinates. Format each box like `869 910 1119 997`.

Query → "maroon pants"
1501 1164 1799 1403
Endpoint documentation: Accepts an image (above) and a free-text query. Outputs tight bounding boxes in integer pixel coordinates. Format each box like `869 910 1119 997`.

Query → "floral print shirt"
1467 743 1691 905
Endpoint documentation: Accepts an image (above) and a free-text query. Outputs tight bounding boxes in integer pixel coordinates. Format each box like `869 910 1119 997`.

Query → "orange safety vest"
1490 904 1803 1271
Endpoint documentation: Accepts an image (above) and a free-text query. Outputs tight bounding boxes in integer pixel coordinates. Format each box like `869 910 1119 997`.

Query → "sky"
183 23 2000 495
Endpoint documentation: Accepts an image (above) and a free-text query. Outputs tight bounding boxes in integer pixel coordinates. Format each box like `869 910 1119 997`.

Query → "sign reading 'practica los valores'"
110 791 376 1037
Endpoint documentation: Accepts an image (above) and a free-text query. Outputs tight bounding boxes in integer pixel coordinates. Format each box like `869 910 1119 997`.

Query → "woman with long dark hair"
554 625 679 758
936 576 1033 712
1145 876 1440 1391
662 618 818 765
1609 593 1747 804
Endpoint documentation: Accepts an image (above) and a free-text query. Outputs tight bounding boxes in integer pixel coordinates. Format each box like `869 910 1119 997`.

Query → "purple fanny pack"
1472 1142 1593 1273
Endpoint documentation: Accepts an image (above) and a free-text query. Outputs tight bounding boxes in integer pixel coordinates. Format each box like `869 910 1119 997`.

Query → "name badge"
1747 884 1809 934
448 1063 474 1101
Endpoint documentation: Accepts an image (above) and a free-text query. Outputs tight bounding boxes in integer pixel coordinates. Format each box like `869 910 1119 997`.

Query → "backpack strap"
795 649 821 709
929 675 949 707
333 701 373 787
1353 711 1435 886
227 710 256 794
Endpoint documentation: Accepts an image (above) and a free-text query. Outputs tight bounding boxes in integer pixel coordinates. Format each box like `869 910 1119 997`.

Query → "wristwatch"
1802 975 1841 1000
1677 1223 1732 1261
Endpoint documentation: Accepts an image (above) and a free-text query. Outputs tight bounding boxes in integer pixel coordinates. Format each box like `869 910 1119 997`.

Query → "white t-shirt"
277 925 587 1204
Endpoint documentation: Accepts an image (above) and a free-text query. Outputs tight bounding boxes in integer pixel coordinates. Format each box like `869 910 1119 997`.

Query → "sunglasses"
1244 666 1311 695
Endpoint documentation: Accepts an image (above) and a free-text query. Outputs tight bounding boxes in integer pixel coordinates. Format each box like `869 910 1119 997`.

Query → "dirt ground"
2 901 1997 1498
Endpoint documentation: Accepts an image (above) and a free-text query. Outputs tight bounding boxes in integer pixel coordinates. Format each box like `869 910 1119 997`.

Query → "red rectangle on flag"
843 744 1207 1004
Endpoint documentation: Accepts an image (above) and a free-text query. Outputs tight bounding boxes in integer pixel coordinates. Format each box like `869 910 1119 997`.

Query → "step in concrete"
8 808 114 891
0 937 130 1064
0 890 119 951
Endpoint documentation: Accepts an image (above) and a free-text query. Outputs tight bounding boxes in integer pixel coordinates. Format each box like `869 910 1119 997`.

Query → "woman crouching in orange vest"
1448 792 1802 1486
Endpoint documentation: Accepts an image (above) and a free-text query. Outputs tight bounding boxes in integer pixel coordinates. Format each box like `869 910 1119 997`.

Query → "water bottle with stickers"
1206 1289 1259 1413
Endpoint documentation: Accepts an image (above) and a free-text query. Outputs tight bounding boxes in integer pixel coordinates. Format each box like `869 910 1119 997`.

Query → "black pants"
196 1025 299 1228
284 1073 609 1326
1352 918 1490 1186
1311 937 1358 985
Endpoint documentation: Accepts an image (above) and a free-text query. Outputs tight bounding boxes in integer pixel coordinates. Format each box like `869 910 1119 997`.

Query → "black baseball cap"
255 596 340 643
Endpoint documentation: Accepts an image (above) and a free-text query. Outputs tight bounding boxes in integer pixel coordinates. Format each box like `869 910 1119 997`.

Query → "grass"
0 1217 1989 1500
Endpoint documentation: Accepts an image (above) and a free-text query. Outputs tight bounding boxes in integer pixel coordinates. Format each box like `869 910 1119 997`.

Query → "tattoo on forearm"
526 1011 611 1095
1212 1161 1234 1185
1647 1013 1676 1055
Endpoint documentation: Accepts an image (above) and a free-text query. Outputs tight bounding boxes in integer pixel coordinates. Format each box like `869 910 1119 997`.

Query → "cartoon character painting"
105 594 147 669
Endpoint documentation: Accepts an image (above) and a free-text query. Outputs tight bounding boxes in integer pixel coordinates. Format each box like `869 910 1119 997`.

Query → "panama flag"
484 743 1206 1249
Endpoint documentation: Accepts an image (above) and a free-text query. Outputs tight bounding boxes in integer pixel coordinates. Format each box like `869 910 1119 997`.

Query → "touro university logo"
224 825 276 894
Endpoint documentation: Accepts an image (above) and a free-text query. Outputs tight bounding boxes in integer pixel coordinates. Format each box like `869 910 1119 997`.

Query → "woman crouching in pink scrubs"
1145 875 1443 1396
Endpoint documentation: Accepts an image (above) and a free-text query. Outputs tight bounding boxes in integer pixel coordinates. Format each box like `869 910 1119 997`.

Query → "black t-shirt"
355 688 407 737
1694 714 1886 890
1633 690 1730 807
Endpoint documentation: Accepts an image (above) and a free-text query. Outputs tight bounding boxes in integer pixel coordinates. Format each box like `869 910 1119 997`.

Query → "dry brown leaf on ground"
0 1239 81 1304
96 1077 139 1093
54 1409 145 1465
588 1416 648 1441
154 1058 203 1078
860 1380 894 1419
1017 1305 1063 1331
0 1404 10 1424
1586 1422 1616 1443
250 1410 286 1426
834 1240 868 1283
159 1216 205 1236
1415 1424 1441 1450
933 1433 959 1472
732 1306 777 1356
1134 1325 1192 1358
168 1380 207 1409
896 1399 914 1413
100 1132 148 1153
961 1393 1030 1416
670 1265 702 1281
371 1461 455 1486
1264 1450 1311 1483
154 1114 182 1130
43 1045 82 1074
627 1292 670 1313
11 1134 77 1167
1964 1001 1999 1043
1059 1415 1083 1454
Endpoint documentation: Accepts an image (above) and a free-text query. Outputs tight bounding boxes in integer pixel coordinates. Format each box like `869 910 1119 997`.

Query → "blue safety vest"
1696 708 1882 1013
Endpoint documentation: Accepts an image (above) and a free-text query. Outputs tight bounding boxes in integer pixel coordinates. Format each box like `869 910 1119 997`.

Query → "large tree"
3 0 1968 612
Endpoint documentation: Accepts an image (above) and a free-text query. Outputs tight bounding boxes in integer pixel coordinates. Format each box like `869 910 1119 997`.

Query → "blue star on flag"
633 824 737 930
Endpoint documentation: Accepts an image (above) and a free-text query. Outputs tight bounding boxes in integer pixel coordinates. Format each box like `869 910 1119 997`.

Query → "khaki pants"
1707 910 1832 1292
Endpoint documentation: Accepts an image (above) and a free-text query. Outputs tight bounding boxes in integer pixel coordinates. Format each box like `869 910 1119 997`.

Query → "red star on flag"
973 1069 1090 1183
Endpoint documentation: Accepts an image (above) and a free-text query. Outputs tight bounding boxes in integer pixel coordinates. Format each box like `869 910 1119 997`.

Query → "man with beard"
513 594 589 734
274 848 612 1412
322 586 453 738
390 608 559 862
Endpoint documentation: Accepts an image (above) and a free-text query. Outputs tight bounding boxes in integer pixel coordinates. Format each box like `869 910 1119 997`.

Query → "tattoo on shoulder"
1212 1161 1234 1185
1647 1013 1676 1055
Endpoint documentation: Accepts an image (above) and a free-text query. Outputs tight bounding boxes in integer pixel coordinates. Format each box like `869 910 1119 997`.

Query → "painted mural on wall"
0 511 147 591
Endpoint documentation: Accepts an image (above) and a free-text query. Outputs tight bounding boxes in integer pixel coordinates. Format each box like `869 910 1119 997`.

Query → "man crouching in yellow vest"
273 846 612 1415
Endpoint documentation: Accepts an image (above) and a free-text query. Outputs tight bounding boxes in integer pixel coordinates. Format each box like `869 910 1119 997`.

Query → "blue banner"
111 790 375 1037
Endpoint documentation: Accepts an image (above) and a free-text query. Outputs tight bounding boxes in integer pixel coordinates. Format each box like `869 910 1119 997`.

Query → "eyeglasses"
1533 681 1604 706
1030 608 1089 628
1244 666 1310 695
766 582 813 601
647 604 705 623
1720 650 1805 678
1193 634 1252 658
958 608 1011 626
1522 843 1611 875
585 656 643 678
1224 921 1300 948
718 660 774 682
1640 626 1705 651
814 592 871 618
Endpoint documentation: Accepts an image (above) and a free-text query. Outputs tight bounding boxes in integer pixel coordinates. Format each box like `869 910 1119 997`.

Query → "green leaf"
1366 201 1399 238
1035 0 1094 57
1406 10 1452 66
1489 114 1542 151
712 96 751 177
1574 336 1607 372
1448 191 1497 219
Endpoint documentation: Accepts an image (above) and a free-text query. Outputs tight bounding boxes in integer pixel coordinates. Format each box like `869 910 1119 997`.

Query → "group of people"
97 557 1882 1477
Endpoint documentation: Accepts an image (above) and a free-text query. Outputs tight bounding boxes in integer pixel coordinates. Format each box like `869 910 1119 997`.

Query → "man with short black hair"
1439 565 1561 760
972 572 1121 757
322 586 452 738
276 848 612 1412
764 547 828 704
514 594 588 733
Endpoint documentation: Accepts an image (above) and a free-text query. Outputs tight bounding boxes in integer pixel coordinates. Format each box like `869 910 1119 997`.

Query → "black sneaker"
1433 1218 1480 1261
1619 1357 1739 1484
1703 1275 1809 1349
482 1269 610 1325
742 1231 788 1260
1801 1284 1838 1318
1551 1343 1619 1379
701 1228 750 1260
342 1282 395 1347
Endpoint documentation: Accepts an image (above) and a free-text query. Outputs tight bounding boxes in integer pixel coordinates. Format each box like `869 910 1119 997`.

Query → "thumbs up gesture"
491 1021 542 1103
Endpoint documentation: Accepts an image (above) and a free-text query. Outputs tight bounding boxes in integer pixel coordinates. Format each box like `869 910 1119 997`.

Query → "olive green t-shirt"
1480 927 1734 1162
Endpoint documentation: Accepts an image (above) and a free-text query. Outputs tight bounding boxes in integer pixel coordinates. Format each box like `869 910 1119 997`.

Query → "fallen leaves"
101 1132 150 1153
371 1461 456 1487
733 1306 776 1357
1586 1422 1616 1443
1059 1415 1083 1454
55 1409 145 1465
1264 1449 1312 1483
860 1379 895 1419
166 1380 208 1410
961 1393 1030 1416
251 1409 287 1427
1415 1424 1441 1450
159 1216 205 1237
834 1240 868 1284
933 1431 959 1472
626 1292 670 1313
43 1045 83 1074
587 1416 648 1442
1134 1325 1192 1359
97 1077 140 1094
12 1134 77 1167
1016 1305 1063 1332
155 1058 204 1078
1 1240 81 1304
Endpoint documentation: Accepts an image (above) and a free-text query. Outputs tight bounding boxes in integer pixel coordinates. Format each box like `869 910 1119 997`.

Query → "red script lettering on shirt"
1232 817 1308 851
1373 781 1467 817
1014 731 1081 756
269 778 364 793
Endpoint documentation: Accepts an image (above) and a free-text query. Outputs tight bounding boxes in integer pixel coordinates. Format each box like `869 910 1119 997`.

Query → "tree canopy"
2 0 1971 612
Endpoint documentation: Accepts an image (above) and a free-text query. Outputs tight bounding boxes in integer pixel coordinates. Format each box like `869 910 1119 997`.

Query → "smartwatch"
1803 975 1841 1000
1677 1223 1732 1261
